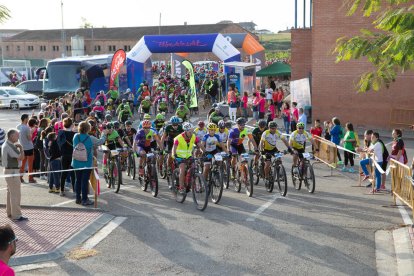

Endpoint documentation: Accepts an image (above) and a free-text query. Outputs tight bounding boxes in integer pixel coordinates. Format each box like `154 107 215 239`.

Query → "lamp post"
61 0 66 57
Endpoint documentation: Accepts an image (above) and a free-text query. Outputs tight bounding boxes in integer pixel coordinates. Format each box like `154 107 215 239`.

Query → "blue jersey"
202 134 221 152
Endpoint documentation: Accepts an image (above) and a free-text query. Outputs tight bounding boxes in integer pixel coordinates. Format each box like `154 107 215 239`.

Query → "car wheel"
10 101 19 110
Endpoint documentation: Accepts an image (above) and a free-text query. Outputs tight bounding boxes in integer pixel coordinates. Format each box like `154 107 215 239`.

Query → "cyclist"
133 120 163 176
172 122 205 193
194 121 207 141
289 122 318 174
251 120 268 168
102 123 125 178
153 113 166 133
92 101 105 121
94 90 107 106
140 96 152 115
106 86 119 105
202 123 227 181
138 114 156 130
227 117 258 179
117 101 133 124
259 121 291 184
208 105 224 125
175 102 190 122
216 120 229 152
113 121 126 147
106 98 115 116
157 98 168 113
161 116 183 177
123 120 136 148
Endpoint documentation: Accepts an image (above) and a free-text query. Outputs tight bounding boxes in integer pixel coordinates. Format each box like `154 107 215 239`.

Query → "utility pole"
159 13 161 35
61 0 66 57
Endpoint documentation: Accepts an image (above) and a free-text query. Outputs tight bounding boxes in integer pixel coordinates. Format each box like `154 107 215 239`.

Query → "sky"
0 0 307 33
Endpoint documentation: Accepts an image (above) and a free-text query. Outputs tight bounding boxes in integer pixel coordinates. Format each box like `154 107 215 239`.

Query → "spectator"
241 91 249 119
54 113 69 133
258 92 266 119
0 225 18 274
36 119 49 180
28 118 40 177
265 84 273 102
277 88 284 118
298 108 307 131
227 83 238 122
17 114 36 183
57 118 76 195
360 132 384 193
1 129 27 221
46 132 61 194
310 119 323 151
272 88 280 118
323 121 332 141
290 102 299 132
330 117 343 164
281 102 291 134
342 123 357 173
0 127 4 165
389 129 407 164
251 92 260 121
71 121 94 206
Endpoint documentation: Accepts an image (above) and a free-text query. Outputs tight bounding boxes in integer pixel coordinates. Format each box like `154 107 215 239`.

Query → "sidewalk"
0 205 113 266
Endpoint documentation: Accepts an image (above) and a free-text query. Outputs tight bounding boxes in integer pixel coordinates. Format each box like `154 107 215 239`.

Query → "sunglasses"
8 236 18 245
298 127 304 130
143 127 150 130
172 124 178 127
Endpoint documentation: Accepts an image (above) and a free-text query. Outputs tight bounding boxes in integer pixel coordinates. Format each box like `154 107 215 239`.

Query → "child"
342 123 356 173
47 132 62 194
310 119 323 151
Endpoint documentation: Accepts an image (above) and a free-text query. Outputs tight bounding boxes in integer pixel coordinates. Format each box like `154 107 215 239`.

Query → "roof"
223 62 256 68
256 62 291 77
5 23 247 41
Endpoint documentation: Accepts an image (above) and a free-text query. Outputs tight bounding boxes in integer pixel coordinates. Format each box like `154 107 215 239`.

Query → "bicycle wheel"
250 159 260 186
114 157 122 193
149 163 159 197
303 164 316 193
266 164 275 193
192 173 208 211
291 165 302 190
233 167 242 193
173 169 186 203
139 164 148 192
276 164 288 197
127 154 136 180
210 169 223 204
159 155 167 179
243 163 253 197
222 160 230 189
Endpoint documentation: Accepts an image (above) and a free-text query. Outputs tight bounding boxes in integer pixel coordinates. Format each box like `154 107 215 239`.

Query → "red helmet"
142 120 152 128
198 121 205 128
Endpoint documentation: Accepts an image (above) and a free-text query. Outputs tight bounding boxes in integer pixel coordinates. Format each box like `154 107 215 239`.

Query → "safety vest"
174 133 196 159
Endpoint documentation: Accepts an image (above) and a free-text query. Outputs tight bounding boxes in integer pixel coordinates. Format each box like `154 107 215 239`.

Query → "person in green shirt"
106 86 120 104
342 122 356 173
175 102 190 122
140 96 152 114
102 123 125 176
208 106 224 125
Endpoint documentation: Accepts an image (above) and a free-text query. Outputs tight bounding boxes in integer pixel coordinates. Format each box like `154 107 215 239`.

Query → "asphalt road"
0 108 409 275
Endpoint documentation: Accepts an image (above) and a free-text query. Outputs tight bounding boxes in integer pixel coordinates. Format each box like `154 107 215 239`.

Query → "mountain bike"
139 151 159 197
291 152 315 193
102 146 122 193
232 152 254 197
207 153 225 204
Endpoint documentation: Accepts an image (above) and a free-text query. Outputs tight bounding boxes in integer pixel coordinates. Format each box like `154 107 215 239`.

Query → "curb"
393 226 414 276
9 213 114 266
375 230 397 275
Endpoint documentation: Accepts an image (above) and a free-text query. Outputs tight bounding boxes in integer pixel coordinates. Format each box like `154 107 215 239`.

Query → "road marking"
397 198 413 225
246 193 279 222
51 186 135 207
82 216 127 250
13 262 58 272
0 188 7 191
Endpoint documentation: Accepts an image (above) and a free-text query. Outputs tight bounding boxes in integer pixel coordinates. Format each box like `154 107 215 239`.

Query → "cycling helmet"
95 101 101 106
156 113 165 120
212 103 218 108
99 90 104 94
198 121 205 128
236 117 246 125
108 98 113 103
207 123 217 130
182 122 194 131
218 120 226 129
179 101 184 106
145 96 150 101
215 105 221 111
126 88 131 93
296 122 305 128
125 120 132 126
225 121 232 129
143 113 151 120
142 120 152 128
89 111 96 117
161 92 165 96
140 83 144 86
170 116 180 124
105 114 112 121
122 99 127 103
106 122 113 129
161 98 166 102
87 119 96 127
268 121 278 129
258 119 267 128
113 121 120 129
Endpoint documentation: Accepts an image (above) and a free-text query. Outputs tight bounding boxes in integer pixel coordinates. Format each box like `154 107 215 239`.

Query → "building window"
84 46 86 51
66 45 71 51
108 45 116 52
40 45 46 51
17 45 20 51
6 45 9 51
124 45 131 51
27 46 34 51
52 45 60 51
94 45 101 52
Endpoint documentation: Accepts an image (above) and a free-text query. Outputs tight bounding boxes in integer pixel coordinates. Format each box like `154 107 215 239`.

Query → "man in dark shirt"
57 118 76 194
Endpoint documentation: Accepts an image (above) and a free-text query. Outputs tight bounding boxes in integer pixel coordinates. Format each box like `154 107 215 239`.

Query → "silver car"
0 87 40 110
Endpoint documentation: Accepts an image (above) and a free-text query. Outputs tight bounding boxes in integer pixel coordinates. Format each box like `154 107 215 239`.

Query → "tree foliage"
334 0 414 92
0 5 10 24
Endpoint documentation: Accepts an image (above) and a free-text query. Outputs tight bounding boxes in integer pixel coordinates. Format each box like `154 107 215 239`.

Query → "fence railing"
390 159 414 220
390 108 414 128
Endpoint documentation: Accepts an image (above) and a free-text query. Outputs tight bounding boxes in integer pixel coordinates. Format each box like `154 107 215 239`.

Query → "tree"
334 0 414 92
80 17 93 29
0 5 10 24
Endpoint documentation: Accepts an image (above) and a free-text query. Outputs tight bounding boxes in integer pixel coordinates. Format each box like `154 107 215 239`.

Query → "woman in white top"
360 132 383 192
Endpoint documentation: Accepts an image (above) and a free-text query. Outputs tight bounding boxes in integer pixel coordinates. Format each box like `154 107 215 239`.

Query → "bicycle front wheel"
159 155 167 179
210 169 223 204
192 173 209 211
304 164 316 193
250 159 260 186
222 160 230 189
173 169 186 203
114 157 122 193
276 164 288 197
233 167 242 193
243 163 253 197
150 163 159 197
127 154 136 180
291 166 302 190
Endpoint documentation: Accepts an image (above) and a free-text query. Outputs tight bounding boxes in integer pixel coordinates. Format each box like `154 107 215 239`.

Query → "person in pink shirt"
241 91 249 119
0 225 17 276
54 113 69 133
290 101 299 132
258 92 266 119
94 90 107 106
92 102 105 121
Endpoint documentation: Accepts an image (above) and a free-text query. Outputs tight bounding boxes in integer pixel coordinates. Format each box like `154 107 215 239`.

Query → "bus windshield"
44 62 80 92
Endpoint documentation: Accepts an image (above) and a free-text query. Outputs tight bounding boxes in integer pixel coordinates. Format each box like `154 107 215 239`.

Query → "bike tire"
244 163 253 197
210 169 223 204
291 166 302 190
173 169 186 203
114 157 122 193
276 164 288 197
150 163 159 197
304 164 316 193
159 155 167 179
233 168 242 193
267 164 275 193
139 165 148 192
222 160 230 189
251 159 260 186
192 173 208 211
127 154 136 180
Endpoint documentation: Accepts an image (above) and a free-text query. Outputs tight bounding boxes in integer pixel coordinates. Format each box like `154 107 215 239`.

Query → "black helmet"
236 117 246 125
113 121 120 129
105 114 112 121
268 121 278 129
258 119 267 128
225 121 232 129
125 120 132 126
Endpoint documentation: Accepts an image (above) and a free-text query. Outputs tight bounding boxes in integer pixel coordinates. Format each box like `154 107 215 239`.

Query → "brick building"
291 1 413 129
2 23 255 65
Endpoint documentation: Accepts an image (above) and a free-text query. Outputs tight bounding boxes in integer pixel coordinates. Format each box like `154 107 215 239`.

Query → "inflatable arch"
126 33 241 93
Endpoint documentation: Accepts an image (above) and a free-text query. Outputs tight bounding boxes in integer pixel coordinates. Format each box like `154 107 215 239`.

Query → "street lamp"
61 0 66 57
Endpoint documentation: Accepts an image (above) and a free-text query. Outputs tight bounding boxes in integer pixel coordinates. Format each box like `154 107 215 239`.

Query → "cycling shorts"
263 148 278 160
230 144 246 155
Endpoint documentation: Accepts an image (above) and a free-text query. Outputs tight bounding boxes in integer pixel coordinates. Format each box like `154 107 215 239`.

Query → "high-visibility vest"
174 134 196 159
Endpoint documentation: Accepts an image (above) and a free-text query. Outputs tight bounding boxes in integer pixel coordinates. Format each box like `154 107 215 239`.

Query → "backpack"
379 139 389 163
33 130 43 150
73 135 89 162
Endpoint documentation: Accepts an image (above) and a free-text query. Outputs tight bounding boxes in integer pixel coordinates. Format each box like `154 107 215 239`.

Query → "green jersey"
108 89 119 100
165 124 183 141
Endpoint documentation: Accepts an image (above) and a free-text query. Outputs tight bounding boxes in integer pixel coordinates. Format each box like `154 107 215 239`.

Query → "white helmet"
126 88 131 93
161 98 166 102
182 122 194 131
96 101 101 106
145 96 150 100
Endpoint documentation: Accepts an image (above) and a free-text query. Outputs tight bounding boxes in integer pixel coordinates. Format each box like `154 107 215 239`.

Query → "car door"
0 89 9 107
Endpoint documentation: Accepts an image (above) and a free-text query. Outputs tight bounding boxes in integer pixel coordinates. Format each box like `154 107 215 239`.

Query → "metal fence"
390 159 414 220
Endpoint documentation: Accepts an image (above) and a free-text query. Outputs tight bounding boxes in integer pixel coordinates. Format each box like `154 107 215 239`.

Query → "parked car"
0 87 40 110
16 80 44 96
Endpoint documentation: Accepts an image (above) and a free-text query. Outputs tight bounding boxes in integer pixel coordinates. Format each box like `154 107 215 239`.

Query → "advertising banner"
226 73 241 92
109 49 126 88
144 34 216 53
172 53 186 78
182 60 197 108
290 78 311 108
